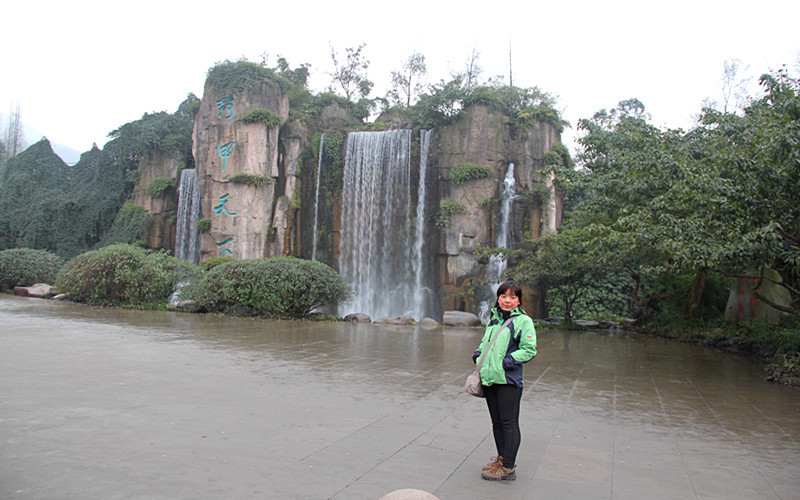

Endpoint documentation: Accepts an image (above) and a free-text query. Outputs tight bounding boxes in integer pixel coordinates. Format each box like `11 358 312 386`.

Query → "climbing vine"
237 108 284 127
229 174 273 187
449 163 492 184
436 199 467 228
145 177 174 198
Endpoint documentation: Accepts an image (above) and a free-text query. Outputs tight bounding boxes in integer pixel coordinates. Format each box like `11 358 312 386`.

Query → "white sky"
3 0 799 156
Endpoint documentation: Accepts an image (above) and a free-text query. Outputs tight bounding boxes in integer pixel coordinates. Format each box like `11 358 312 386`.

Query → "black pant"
483 384 523 468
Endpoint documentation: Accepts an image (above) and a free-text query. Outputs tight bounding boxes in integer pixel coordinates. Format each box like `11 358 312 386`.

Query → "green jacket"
473 307 537 388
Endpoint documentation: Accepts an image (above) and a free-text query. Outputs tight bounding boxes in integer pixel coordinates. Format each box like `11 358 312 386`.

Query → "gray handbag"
464 318 513 397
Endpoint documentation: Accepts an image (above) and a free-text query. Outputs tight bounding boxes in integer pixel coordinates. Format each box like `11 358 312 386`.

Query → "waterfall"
412 130 433 317
338 130 425 320
174 168 200 265
479 163 518 323
311 133 324 261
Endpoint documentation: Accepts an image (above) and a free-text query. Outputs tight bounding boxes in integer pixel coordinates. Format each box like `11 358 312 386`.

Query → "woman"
473 281 537 481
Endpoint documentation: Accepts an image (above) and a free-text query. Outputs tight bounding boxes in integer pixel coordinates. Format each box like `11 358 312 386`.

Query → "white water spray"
338 130 433 320
412 129 434 316
479 163 517 323
174 169 200 265
311 133 324 261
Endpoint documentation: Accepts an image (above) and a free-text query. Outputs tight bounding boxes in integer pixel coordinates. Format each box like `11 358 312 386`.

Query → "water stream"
174 168 200 264
479 163 518 322
311 133 324 262
338 130 432 320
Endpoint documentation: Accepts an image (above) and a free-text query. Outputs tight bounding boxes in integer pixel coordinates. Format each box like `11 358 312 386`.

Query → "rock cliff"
192 79 288 260
180 73 563 319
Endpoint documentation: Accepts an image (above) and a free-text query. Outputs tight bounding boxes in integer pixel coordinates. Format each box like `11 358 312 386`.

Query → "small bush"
55 244 199 306
229 174 274 187
196 218 211 233
449 163 492 184
202 256 235 272
436 199 467 228
95 201 150 248
238 108 284 127
145 177 174 198
0 248 64 291
195 257 351 317
544 150 564 167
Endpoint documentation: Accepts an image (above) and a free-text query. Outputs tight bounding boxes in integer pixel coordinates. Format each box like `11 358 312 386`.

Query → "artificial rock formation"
436 105 561 317
192 79 289 261
132 151 183 250
182 73 563 320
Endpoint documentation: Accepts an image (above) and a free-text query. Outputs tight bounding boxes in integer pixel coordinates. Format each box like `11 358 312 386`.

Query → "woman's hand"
502 355 522 370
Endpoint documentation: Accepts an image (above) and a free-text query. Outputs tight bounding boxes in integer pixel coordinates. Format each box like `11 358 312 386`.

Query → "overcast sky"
3 0 799 158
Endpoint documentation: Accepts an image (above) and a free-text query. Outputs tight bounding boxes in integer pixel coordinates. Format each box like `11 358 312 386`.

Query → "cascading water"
338 129 432 320
174 168 200 265
311 133 324 261
412 130 434 316
479 163 518 323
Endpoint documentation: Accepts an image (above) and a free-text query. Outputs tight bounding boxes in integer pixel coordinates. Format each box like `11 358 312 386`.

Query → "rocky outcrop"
726 268 792 324
184 69 563 320
192 79 288 260
442 310 481 327
132 151 182 250
13 283 56 299
435 105 561 317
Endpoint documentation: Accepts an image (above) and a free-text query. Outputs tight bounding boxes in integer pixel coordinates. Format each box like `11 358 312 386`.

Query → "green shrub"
95 201 150 248
54 244 195 306
449 163 492 184
145 177 174 198
195 257 351 317
146 249 203 284
228 174 274 187
478 197 498 209
196 218 211 233
0 248 64 291
207 60 291 96
201 256 235 272
544 150 564 167
237 108 284 127
436 199 467 228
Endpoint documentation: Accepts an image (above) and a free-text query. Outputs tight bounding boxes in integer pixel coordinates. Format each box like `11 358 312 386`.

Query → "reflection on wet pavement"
1 295 798 499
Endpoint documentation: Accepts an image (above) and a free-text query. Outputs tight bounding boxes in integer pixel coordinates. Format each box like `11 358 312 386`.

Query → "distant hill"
0 113 82 165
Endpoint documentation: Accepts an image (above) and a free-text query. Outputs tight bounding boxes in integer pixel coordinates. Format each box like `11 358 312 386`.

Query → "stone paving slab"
1 295 799 499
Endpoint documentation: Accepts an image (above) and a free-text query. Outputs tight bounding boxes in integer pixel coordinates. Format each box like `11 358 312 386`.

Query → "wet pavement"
1 294 799 499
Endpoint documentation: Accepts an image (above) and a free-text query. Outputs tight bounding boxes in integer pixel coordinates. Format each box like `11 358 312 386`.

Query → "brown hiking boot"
481 465 516 481
482 455 503 471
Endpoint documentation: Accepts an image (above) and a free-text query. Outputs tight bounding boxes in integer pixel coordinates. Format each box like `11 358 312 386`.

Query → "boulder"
418 317 440 330
13 283 56 299
442 310 481 327
344 313 371 323
374 315 416 326
176 300 200 311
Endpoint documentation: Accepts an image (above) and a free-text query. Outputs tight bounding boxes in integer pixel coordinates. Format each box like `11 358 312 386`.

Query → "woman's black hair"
493 281 524 311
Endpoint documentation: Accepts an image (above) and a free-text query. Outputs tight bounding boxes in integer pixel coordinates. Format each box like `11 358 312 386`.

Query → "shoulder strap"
476 317 514 370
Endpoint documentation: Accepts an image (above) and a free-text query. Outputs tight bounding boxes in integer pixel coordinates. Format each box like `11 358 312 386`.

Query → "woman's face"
497 289 520 311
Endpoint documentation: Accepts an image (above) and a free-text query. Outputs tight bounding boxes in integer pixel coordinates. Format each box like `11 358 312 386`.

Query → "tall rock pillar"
192 79 288 261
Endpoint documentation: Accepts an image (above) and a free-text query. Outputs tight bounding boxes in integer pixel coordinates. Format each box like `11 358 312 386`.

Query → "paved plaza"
2 295 799 499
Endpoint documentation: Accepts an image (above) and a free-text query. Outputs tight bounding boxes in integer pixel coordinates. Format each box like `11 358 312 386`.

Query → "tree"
508 227 610 323
388 52 427 107
691 70 800 315
700 59 753 115
457 47 483 92
2 102 26 164
329 43 373 101
274 56 311 88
